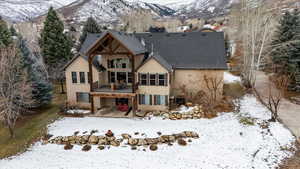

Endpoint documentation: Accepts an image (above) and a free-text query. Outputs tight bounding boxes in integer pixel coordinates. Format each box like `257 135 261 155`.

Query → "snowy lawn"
0 95 296 169
224 72 241 84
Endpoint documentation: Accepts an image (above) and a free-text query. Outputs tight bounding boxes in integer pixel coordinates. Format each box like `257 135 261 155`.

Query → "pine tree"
271 11 298 69
18 36 53 107
10 25 17 36
40 7 72 67
78 17 101 50
0 17 12 48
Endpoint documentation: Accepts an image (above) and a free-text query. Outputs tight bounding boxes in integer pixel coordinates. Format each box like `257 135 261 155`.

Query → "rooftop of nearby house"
74 30 228 71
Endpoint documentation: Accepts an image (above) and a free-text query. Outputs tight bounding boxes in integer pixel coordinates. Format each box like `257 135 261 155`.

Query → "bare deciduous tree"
254 75 289 122
203 75 224 108
237 0 277 88
0 45 33 138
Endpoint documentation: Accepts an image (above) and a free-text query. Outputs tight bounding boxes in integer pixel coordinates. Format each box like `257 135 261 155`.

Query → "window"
159 74 166 86
150 74 156 86
139 94 152 105
117 72 127 83
140 74 147 85
72 72 77 84
79 72 85 84
128 72 133 83
154 95 168 106
108 58 129 69
76 92 90 103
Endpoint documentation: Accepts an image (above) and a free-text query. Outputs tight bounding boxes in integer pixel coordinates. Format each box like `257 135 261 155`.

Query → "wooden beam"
90 93 136 98
88 54 95 114
94 52 132 55
112 43 121 53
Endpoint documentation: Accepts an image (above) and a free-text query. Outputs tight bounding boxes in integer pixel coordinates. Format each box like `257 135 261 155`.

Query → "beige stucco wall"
65 56 100 108
137 59 170 111
171 69 224 99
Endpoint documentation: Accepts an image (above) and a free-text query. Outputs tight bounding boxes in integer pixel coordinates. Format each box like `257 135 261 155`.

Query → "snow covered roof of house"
80 31 228 70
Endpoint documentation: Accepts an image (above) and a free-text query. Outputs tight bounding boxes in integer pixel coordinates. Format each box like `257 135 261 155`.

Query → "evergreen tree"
18 36 53 107
40 7 72 67
271 11 298 69
78 17 101 50
0 17 12 48
10 25 17 36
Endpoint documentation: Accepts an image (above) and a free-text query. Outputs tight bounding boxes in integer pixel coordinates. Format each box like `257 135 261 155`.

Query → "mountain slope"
0 0 175 23
70 0 175 24
0 0 78 22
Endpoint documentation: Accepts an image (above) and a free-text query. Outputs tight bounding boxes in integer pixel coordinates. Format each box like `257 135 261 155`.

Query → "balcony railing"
91 81 135 93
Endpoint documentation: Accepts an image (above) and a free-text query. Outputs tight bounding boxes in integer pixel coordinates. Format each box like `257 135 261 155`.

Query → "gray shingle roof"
79 31 228 70
134 32 228 70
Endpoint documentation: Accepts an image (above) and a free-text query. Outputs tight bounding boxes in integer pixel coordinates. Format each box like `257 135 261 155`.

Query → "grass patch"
0 84 65 159
239 117 255 126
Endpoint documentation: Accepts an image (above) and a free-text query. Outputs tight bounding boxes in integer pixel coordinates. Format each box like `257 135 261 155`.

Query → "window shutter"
156 73 159 86
147 73 150 86
165 73 168 86
150 95 152 105
154 95 157 105
165 95 169 106
138 73 141 84
138 94 141 105
108 71 111 83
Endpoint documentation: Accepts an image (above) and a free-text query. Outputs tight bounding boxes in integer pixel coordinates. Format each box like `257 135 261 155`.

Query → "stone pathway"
255 71 300 140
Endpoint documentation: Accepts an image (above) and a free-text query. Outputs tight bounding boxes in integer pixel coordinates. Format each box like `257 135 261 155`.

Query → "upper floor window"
72 72 77 84
139 73 168 86
140 74 147 85
108 58 130 69
150 74 156 86
80 72 85 84
159 74 166 86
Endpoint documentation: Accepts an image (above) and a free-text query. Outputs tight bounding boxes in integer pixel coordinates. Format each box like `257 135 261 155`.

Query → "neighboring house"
64 31 227 114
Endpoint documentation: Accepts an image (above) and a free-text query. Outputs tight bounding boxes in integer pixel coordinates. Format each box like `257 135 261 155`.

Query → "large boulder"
121 133 131 139
178 139 187 146
150 144 158 151
128 138 138 145
89 135 99 144
98 138 108 145
110 140 120 147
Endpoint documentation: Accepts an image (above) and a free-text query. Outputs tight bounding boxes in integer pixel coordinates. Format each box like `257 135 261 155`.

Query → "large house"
64 31 227 115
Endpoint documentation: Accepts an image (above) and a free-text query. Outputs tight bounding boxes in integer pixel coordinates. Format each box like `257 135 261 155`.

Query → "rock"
98 138 107 145
143 149 146 152
121 133 131 139
188 139 192 142
62 137 68 142
134 132 139 135
82 135 90 142
168 142 173 146
105 130 114 137
89 135 98 144
98 145 105 150
178 139 187 146
110 140 120 147
82 145 92 151
186 102 193 107
90 130 98 135
162 113 169 119
157 132 162 136
74 131 79 136
149 144 158 151
83 131 88 134
176 113 182 119
131 146 137 150
64 143 73 150
137 139 146 146
168 135 176 142
128 138 138 145
106 136 116 142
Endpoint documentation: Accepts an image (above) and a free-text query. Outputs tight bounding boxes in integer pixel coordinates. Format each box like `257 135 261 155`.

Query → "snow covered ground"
224 72 241 84
0 95 296 169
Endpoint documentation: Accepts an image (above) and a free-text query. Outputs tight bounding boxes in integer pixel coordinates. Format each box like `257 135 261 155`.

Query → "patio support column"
131 54 136 115
89 54 95 114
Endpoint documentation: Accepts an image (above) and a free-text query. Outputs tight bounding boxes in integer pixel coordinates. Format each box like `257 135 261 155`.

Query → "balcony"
92 81 138 94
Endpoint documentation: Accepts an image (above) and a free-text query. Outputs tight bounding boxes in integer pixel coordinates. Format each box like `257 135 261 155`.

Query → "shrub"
239 117 255 126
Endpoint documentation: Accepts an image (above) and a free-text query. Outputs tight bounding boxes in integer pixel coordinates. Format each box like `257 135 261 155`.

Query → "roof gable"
80 31 146 56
